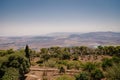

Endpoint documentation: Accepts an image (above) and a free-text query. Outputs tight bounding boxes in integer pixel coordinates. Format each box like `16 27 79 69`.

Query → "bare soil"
25 55 112 80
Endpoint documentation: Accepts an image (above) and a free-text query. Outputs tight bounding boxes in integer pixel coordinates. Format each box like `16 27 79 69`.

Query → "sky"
0 0 120 36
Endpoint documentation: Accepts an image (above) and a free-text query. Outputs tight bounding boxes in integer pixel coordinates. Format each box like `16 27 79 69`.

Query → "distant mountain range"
0 32 120 50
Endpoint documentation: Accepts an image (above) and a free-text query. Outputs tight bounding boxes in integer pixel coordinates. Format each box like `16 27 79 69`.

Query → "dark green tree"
25 45 30 62
106 63 120 80
59 66 65 73
61 52 71 60
75 72 89 80
0 49 30 79
91 69 104 80
2 68 19 80
102 58 112 70
82 62 96 72
41 53 50 61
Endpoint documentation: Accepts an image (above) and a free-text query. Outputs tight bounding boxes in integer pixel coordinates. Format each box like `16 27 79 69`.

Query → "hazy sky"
0 0 120 36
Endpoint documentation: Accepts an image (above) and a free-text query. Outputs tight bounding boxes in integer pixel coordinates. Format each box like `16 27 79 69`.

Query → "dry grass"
25 55 112 80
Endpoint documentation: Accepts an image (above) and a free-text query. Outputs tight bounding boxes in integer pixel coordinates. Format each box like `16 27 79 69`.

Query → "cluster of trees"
39 46 120 61
55 62 120 80
0 45 31 80
0 45 120 80
38 46 120 80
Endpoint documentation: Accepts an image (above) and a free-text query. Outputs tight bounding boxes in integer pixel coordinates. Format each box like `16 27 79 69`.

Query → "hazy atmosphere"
1 1 120 80
0 0 120 36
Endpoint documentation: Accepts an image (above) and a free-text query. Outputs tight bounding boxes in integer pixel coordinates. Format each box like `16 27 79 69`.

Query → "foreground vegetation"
0 45 30 80
0 45 120 80
37 46 120 80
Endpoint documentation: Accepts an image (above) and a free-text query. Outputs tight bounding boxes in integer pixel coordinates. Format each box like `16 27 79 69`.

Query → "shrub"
112 56 120 63
0 51 30 79
73 54 79 60
91 69 104 80
59 66 65 73
36 58 44 64
44 59 56 68
61 52 71 60
106 63 120 80
41 53 50 61
102 58 112 70
55 75 75 80
75 72 89 80
56 60 68 66
82 62 96 72
67 61 81 70
2 68 19 80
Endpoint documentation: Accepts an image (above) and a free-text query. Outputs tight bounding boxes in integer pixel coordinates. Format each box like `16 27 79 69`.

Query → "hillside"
0 32 120 50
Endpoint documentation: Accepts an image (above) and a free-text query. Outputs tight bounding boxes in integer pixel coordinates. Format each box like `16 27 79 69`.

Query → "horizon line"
0 31 120 37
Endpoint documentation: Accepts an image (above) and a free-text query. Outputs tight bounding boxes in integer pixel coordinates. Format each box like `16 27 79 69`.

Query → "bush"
2 68 19 80
75 72 89 80
106 63 120 80
73 54 79 60
91 69 104 80
82 62 96 72
0 50 7 57
67 61 81 70
56 60 68 66
61 52 71 60
44 59 56 68
102 58 112 70
112 56 120 63
59 66 65 73
36 59 44 64
41 53 50 61
0 51 30 79
55 75 75 80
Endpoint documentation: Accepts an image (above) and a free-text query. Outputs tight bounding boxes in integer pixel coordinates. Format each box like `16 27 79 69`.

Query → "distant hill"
69 32 120 43
0 32 120 50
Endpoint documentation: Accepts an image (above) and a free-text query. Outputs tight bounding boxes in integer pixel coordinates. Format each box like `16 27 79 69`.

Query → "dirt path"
25 74 41 80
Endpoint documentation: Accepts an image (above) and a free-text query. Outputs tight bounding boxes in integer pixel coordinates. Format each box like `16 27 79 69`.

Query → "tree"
112 56 120 63
2 68 19 80
75 72 89 80
106 63 120 80
67 61 81 70
41 53 50 61
61 52 71 60
25 45 30 62
91 69 104 80
73 53 79 60
59 66 65 73
82 62 96 72
115 46 120 56
40 48 49 54
7 49 14 54
7 54 30 78
102 58 112 70
0 49 30 79
97 46 104 55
